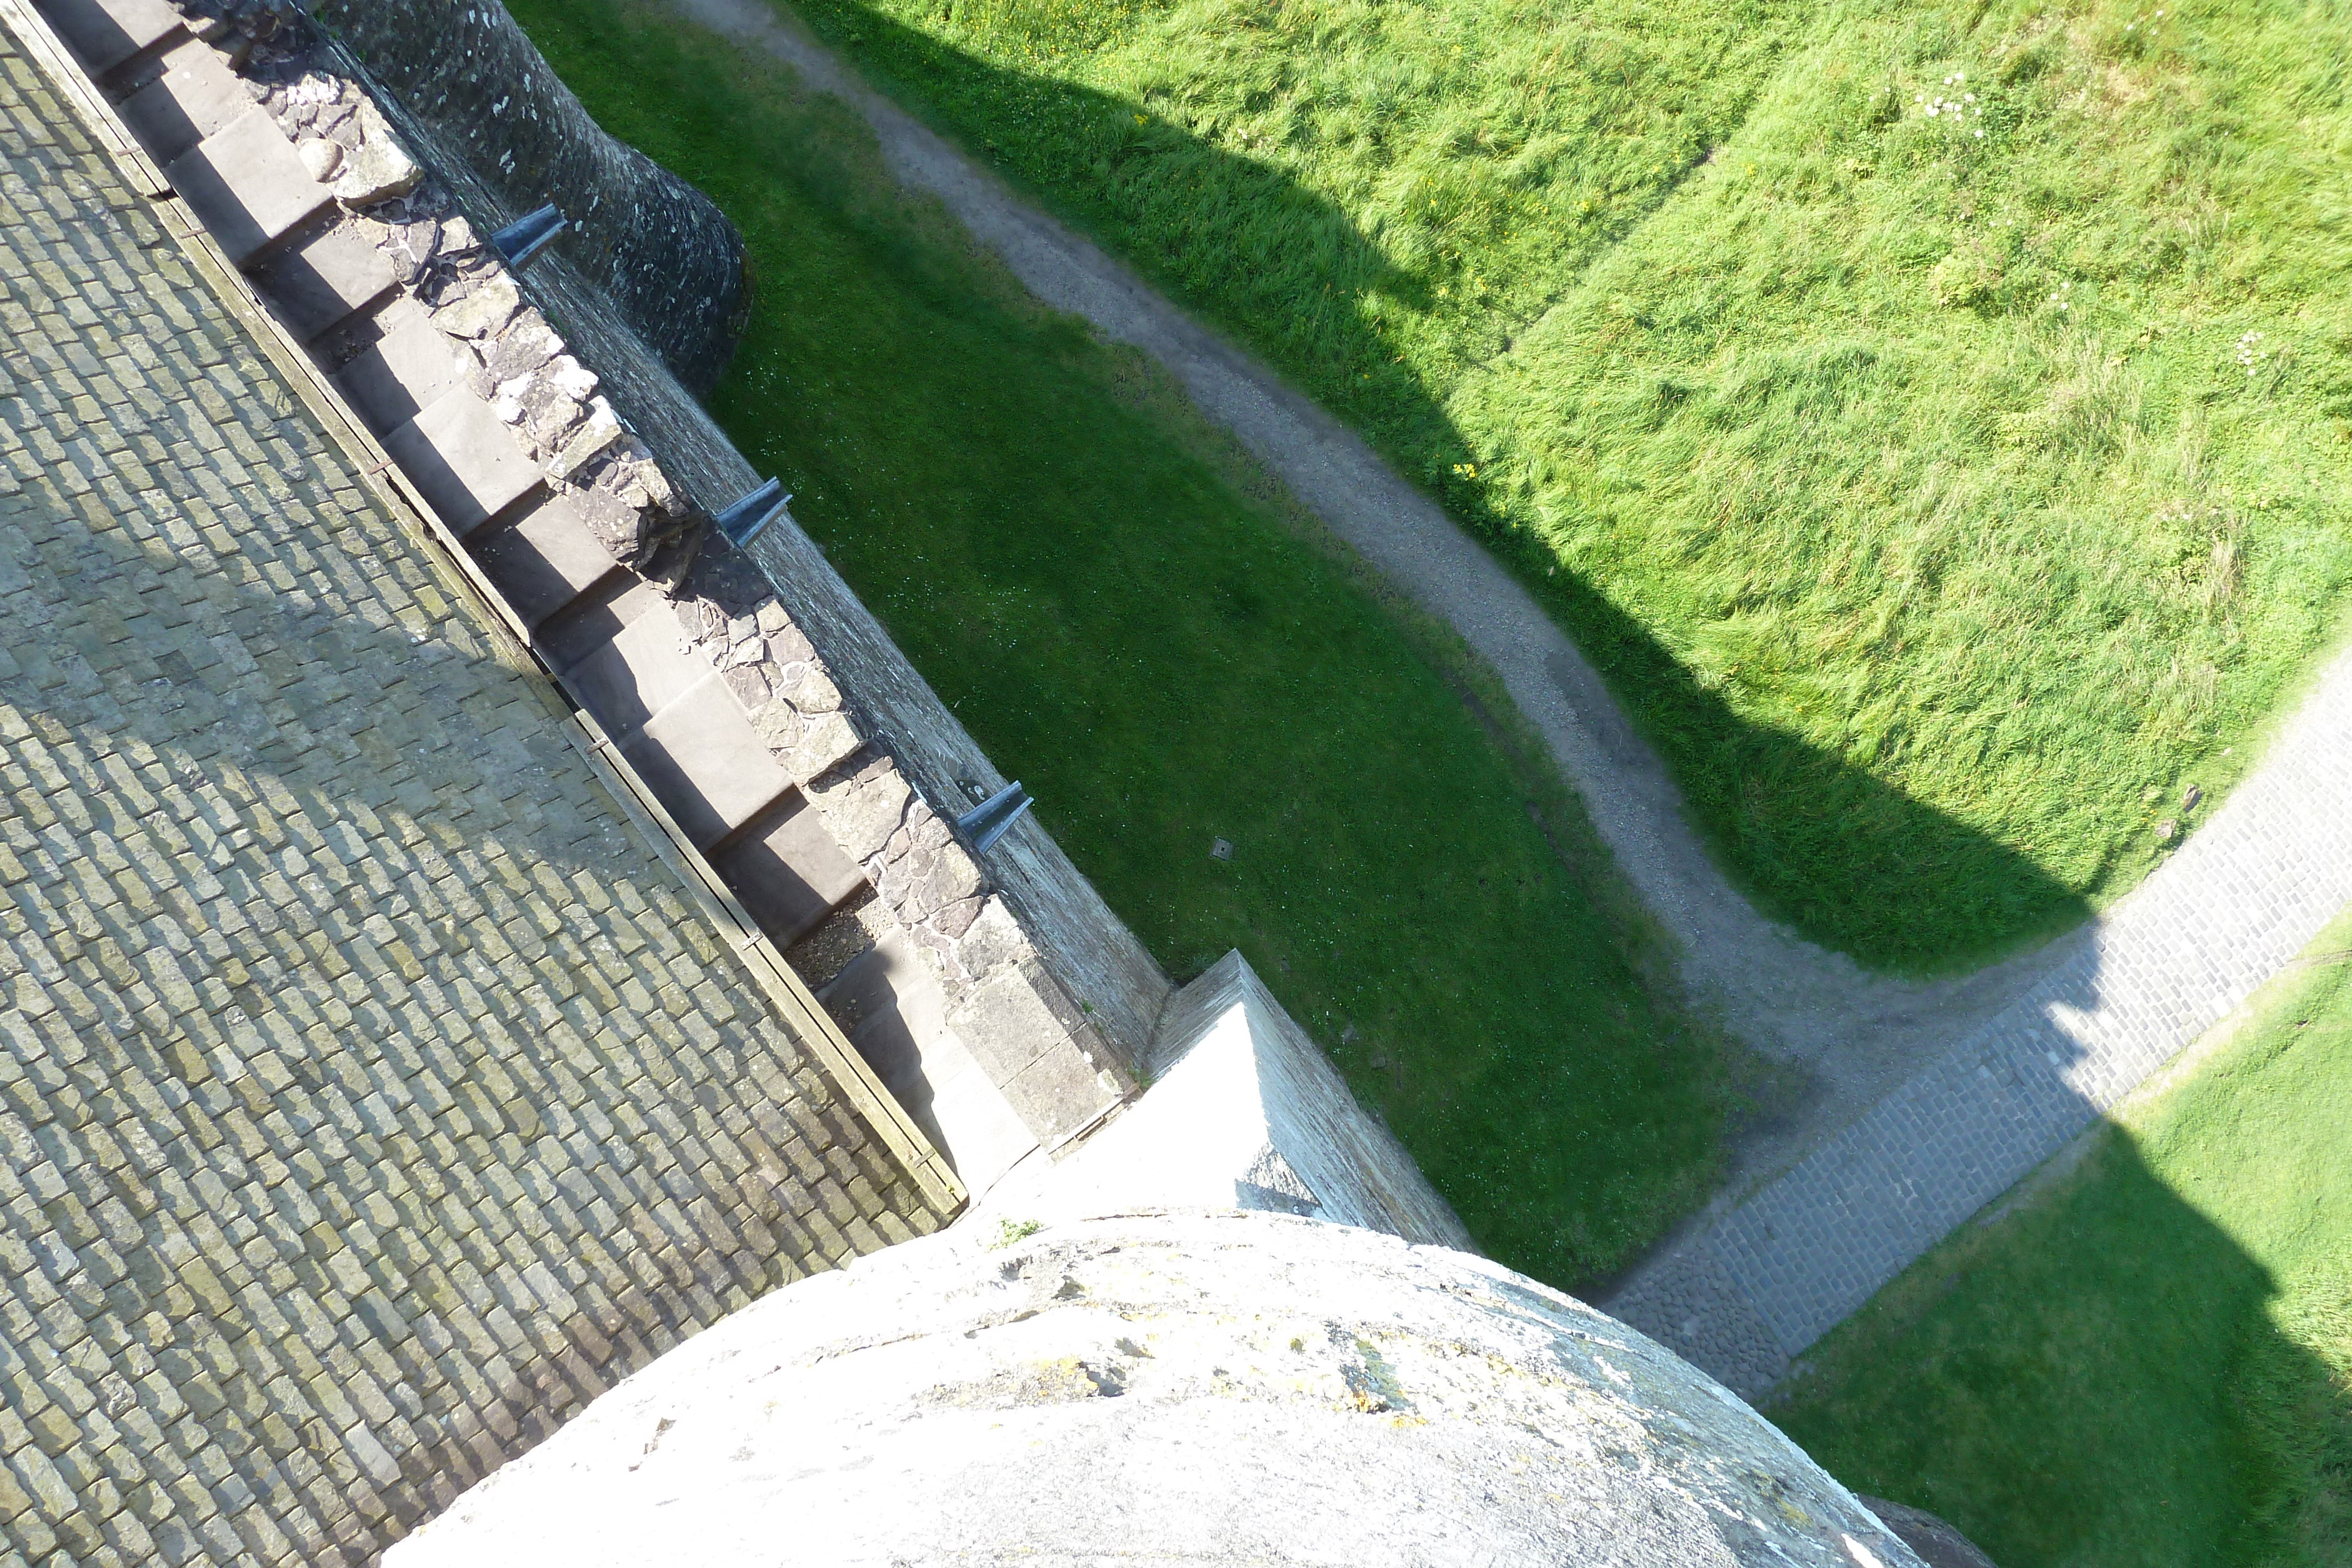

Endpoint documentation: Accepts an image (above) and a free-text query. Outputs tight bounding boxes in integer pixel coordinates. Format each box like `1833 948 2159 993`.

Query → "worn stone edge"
2 0 967 1218
566 714 965 1213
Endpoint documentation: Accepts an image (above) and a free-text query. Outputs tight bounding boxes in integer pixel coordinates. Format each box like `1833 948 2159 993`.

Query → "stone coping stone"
252 221 395 342
117 36 243 162
619 673 794 848
713 793 867 950
333 295 470 432
470 491 620 626
553 579 710 737
382 382 542 531
820 930 1035 1192
41 0 181 76
163 105 330 264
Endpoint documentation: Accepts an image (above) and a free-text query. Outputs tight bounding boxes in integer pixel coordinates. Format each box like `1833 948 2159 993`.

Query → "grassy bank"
774 0 2352 970
1772 910 2352 1567
503 0 1766 1285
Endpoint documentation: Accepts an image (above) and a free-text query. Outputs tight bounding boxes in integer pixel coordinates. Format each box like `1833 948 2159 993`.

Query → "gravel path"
656 0 2352 1388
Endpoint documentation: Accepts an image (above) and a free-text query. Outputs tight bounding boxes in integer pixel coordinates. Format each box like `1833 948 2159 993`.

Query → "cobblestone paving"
1607 642 2352 1392
0 26 946 1566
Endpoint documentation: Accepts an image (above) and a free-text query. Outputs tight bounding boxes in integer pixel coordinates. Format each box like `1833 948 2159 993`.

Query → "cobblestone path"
0 19 947 1566
1605 643 2352 1390
659 0 2352 1391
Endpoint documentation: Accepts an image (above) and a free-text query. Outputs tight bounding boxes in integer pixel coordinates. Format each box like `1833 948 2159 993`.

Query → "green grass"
1771 911 2352 1567
776 0 2352 970
500 0 1774 1286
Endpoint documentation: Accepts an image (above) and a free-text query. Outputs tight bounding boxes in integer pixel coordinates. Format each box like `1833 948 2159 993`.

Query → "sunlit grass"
784 0 2352 969
506 0 1766 1286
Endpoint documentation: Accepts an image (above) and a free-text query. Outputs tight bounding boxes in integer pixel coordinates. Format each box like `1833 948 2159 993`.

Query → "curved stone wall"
390 1213 1929 1567
308 0 749 393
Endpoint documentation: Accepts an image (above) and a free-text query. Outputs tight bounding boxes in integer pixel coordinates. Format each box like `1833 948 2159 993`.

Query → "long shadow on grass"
1774 1129 2352 1567
752 0 2098 973
504 0 2092 1302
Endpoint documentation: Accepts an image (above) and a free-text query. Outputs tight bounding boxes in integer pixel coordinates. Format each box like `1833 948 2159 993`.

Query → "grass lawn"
775 0 2352 971
502 0 1769 1286
1770 909 2352 1567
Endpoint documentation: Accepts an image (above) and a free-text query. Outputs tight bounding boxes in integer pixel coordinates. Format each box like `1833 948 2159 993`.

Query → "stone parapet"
30 0 1149 1178
0 18 956 1565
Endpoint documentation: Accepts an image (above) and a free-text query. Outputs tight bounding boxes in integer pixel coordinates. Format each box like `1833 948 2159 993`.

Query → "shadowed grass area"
496 0 1815 1285
773 0 2352 971
1771 910 2352 1566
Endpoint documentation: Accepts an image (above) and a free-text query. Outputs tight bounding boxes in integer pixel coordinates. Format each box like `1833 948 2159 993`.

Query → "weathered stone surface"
312 0 750 390
618 676 794 848
948 897 1031 986
983 954 1471 1247
723 661 772 710
809 761 913 865
251 219 392 339
382 383 542 531
999 1041 1122 1147
386 1214 1932 1568
116 36 243 159
747 693 806 751
906 838 984 923
163 103 329 262
428 268 522 340
547 395 624 480
0 42 950 1565
295 129 339 179
330 295 469 430
771 656 842 713
716 797 869 950
567 480 646 561
555 581 711 735
42 0 181 74
469 492 619 626
945 959 1080 1083
779 707 861 785
329 96 420 204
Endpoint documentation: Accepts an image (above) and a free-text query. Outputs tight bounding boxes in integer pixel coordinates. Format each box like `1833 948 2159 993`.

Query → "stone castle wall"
0 18 951 1564
307 0 749 394
296 0 1178 1085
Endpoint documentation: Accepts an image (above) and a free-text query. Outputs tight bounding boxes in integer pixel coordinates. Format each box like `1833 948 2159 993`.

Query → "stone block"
905 842 984 924
469 494 619 628
948 897 1033 985
117 39 245 163
804 764 908 866
546 399 622 482
328 102 422 208
713 796 867 951
380 387 540 533
41 0 183 76
252 225 392 343
746 697 804 751
554 584 709 738
330 299 467 434
778 710 861 787
998 1042 1122 1151
769 660 841 715
617 677 793 850
427 272 520 341
163 109 331 266
943 959 1083 1085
